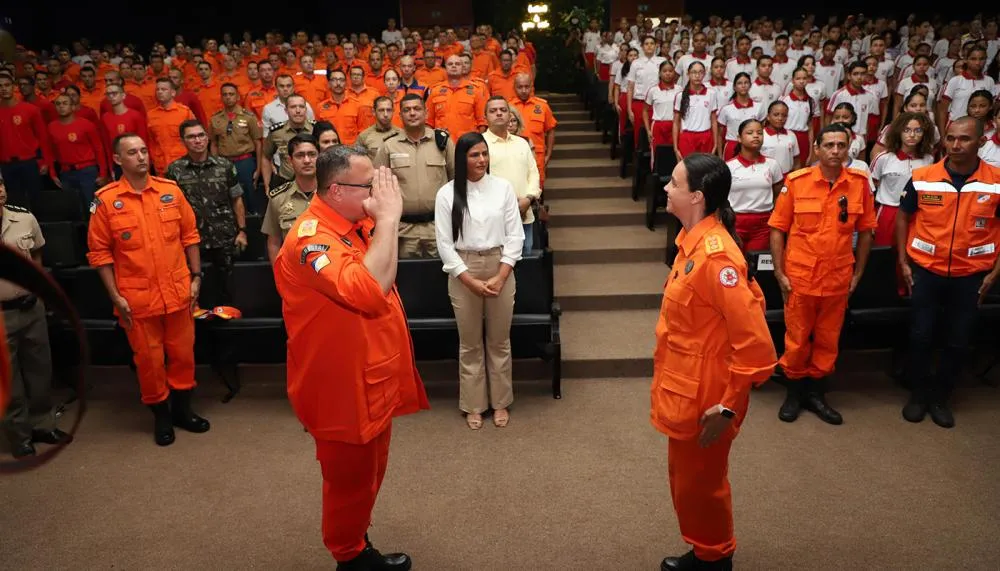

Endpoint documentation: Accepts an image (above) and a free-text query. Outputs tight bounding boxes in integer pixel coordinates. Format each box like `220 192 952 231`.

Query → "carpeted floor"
1 375 999 570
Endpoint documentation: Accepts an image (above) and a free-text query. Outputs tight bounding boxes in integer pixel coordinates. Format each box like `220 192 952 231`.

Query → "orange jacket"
274 197 429 444
471 50 500 80
349 86 380 130
426 80 488 141
415 67 446 88
904 159 1000 277
651 216 776 440
193 79 224 119
146 102 195 172
768 165 877 296
316 96 364 145
487 69 517 102
511 96 556 159
78 85 104 117
293 73 330 110
244 85 277 120
86 176 201 319
127 78 159 112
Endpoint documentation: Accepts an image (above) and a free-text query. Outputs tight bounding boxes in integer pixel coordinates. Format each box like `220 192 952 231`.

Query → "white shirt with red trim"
896 75 939 107
596 44 620 65
749 78 782 108
787 46 813 62
612 61 628 89
707 79 733 110
674 85 717 132
771 57 797 91
871 151 934 206
872 56 896 84
751 38 776 56
626 55 667 100
726 154 784 213
676 52 712 85
645 83 681 122
724 57 756 82
783 78 828 104
934 57 957 84
761 127 800 174
848 133 867 160
942 73 998 122
815 60 844 101
583 31 602 54
894 51 917 78
781 92 821 132
827 84 876 137
876 121 940 147
979 135 1000 168
717 99 765 141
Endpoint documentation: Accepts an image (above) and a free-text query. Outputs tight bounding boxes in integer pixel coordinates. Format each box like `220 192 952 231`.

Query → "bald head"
445 54 463 78
514 73 532 101
399 55 416 78
951 115 985 138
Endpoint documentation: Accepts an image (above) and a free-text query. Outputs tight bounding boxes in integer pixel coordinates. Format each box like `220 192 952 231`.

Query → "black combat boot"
778 381 803 422
802 378 843 425
661 550 733 570
148 401 175 446
170 390 211 433
336 544 411 571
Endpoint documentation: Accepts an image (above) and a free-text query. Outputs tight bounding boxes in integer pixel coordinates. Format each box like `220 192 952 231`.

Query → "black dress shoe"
928 402 955 428
31 428 74 445
12 441 36 458
902 395 927 423
662 550 697 571
778 383 803 422
148 402 176 446
803 392 843 425
170 389 211 433
336 545 411 571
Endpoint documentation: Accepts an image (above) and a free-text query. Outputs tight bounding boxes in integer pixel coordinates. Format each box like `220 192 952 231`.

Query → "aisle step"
554 109 590 120
543 177 630 200
555 262 665 311
547 157 619 178
558 119 596 131
551 143 607 160
560 309 658 378
546 197 665 227
549 225 665 264
559 130 603 144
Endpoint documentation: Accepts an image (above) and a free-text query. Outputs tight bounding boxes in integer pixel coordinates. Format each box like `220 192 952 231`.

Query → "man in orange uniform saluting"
87 133 210 446
273 144 428 570
769 124 876 425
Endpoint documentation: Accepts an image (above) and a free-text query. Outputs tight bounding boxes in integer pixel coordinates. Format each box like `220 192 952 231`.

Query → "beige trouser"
447 248 516 414
399 221 438 259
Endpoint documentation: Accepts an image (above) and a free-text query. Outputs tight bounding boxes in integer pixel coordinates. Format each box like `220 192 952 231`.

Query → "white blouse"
435 173 525 278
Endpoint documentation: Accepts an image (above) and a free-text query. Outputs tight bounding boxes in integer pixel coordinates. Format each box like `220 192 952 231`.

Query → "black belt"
401 212 435 224
1 294 38 311
1 157 34 165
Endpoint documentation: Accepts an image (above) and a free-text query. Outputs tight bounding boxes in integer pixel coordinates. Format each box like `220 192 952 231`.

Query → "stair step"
549 225 666 264
555 262 665 311
551 143 607 160
555 110 590 120
558 131 604 144
558 119 596 130
550 102 584 111
547 157 619 178
542 176 630 199
561 309 658 378
546 196 664 227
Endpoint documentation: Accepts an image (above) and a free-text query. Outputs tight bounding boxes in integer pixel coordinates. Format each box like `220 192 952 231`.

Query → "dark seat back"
34 190 82 223
513 251 553 315
397 258 453 319
40 221 84 268
654 146 677 178
238 214 267 261
52 266 115 320
231 261 281 318
850 247 904 309
747 251 784 311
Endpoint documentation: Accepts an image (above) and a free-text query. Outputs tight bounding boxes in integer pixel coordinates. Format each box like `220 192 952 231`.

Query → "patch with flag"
311 254 331 273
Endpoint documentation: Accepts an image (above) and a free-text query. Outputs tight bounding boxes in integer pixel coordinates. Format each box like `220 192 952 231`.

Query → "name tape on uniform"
968 243 995 257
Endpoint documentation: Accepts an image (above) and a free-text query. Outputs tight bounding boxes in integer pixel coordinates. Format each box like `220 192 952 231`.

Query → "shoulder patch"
383 131 400 142
297 218 318 237
269 121 287 132
719 266 740 288
88 197 101 214
434 128 449 151
704 234 725 255
4 203 30 213
268 181 292 198
299 243 330 264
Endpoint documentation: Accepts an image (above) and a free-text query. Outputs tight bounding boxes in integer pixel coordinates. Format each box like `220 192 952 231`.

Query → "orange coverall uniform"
273 197 429 563
86 176 201 405
146 102 195 174
511 96 557 186
652 216 776 562
768 166 877 380
426 80 488 142
316 96 364 145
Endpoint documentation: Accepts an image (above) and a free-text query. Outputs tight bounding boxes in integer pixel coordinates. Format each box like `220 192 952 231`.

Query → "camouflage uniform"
164 155 243 303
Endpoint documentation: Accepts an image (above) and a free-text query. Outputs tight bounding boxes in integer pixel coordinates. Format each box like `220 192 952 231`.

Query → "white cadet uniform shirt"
382 29 403 46
896 75 939 107
751 38 776 56
708 79 733 111
863 79 889 116
761 127 800 174
596 44 619 66
771 57 797 91
942 73 998 122
979 137 1000 168
583 31 602 54
847 133 867 160
871 151 934 206
827 85 877 137
781 92 820 132
676 52 712 85
726 155 784 213
749 78 782 108
787 45 813 62
626 55 667 100
717 99 765 141
784 78 828 104
873 57 896 84
645 83 681 121
725 57 755 82
674 86 717 132
815 60 844 101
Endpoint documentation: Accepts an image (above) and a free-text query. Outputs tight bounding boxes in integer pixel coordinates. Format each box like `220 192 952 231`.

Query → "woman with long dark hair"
435 132 524 430
654 152 776 571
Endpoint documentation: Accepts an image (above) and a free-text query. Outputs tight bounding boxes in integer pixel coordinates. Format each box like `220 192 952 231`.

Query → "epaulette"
95 180 121 196
704 233 727 257
383 131 401 142
434 128 449 151
151 175 181 189
785 167 811 181
845 166 869 178
268 181 293 199
3 203 30 213
270 121 287 132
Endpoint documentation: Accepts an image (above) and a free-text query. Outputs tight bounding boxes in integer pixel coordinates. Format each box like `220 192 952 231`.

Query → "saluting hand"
362 166 402 224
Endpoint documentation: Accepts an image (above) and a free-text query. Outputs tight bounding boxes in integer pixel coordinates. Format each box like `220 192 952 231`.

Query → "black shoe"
336 544 411 571
662 550 697 571
31 428 73 445
902 395 927 423
927 402 955 428
170 390 211 433
778 383 803 422
803 392 843 425
148 402 176 446
12 440 36 458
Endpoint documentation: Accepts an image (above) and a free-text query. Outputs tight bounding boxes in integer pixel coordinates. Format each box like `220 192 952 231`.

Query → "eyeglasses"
903 127 924 135
291 151 319 160
838 195 848 223
335 181 374 191
184 132 208 140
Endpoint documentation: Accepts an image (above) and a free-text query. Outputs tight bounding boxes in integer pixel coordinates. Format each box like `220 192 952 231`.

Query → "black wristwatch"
191 271 204 279
237 226 246 233
720 407 736 419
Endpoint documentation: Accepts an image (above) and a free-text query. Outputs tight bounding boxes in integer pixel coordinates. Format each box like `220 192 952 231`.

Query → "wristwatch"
237 226 246 233
191 271 204 279
720 407 736 419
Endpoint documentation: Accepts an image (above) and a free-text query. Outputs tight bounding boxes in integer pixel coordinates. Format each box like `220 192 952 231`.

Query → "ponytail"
717 199 745 253
681 153 753 277
679 61 705 117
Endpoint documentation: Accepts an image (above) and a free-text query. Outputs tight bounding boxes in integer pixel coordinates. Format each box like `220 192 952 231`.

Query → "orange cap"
211 306 243 319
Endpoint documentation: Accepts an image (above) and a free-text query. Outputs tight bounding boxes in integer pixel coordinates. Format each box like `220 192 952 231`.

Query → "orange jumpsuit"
86 176 201 405
652 216 776 562
273 197 429 563
293 73 331 111
146 102 196 173
349 86 380 130
425 80 488 142
768 166 876 380
316 96 364 145
511 96 557 186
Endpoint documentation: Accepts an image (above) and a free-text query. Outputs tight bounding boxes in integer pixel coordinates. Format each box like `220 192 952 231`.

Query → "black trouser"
907 264 985 402
0 159 42 209
203 246 235 305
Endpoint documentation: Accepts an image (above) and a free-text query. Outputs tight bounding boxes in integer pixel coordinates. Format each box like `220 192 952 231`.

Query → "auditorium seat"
49 266 131 367
33 190 82 223
40 221 86 268
209 261 285 364
646 146 674 230
237 214 267 261
632 127 651 201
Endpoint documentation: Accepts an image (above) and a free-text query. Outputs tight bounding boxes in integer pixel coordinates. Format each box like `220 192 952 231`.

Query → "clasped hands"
459 272 506 297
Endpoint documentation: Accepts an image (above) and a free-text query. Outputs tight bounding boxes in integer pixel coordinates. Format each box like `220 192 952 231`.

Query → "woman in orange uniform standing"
654 153 777 571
